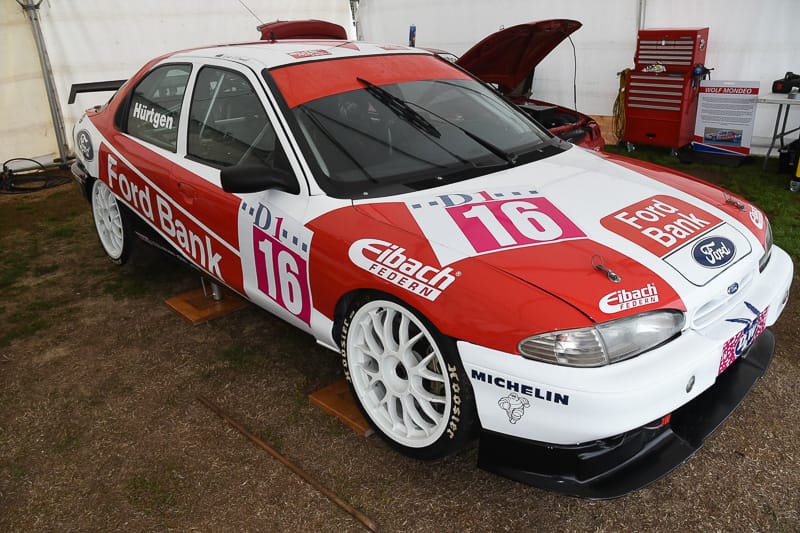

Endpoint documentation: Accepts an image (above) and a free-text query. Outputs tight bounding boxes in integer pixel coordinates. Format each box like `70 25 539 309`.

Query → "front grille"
691 270 754 329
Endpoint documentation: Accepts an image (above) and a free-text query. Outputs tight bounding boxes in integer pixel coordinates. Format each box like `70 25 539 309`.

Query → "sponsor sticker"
599 283 659 314
719 302 768 375
348 239 457 301
749 205 764 230
288 49 332 59
691 236 736 268
103 150 228 278
131 102 174 130
234 198 314 325
662 223 750 286
407 188 586 265
498 392 530 424
469 369 569 406
76 129 94 161
601 195 722 257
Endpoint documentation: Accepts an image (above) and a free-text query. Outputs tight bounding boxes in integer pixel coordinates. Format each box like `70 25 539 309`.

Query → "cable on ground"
1 158 72 195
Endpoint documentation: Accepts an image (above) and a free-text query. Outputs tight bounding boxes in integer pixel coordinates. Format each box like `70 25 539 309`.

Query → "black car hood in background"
455 19 582 95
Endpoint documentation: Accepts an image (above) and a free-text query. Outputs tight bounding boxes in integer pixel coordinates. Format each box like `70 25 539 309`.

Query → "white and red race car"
70 34 793 498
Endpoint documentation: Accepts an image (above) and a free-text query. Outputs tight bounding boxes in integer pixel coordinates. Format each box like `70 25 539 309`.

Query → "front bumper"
477 328 775 498
458 244 791 497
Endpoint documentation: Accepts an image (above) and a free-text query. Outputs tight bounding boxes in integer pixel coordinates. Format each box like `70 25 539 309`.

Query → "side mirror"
220 165 300 194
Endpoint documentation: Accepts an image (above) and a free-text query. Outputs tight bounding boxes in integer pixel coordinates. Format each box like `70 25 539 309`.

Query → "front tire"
341 297 476 459
91 179 133 264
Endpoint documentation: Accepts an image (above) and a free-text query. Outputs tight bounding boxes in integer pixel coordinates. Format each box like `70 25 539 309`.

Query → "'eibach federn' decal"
598 283 659 314
407 188 586 266
348 238 457 301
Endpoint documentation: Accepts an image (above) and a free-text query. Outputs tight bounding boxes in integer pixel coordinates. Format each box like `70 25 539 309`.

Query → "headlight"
759 219 772 272
518 310 685 367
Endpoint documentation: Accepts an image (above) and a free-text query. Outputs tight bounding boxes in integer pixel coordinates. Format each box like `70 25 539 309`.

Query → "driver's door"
178 62 315 330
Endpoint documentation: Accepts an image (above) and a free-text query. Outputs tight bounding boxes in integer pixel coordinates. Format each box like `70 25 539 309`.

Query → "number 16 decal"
253 226 311 324
448 198 585 253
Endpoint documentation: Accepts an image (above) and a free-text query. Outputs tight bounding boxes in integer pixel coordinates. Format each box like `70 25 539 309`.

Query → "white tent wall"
356 0 639 120
0 0 355 164
356 0 800 152
3 0 797 163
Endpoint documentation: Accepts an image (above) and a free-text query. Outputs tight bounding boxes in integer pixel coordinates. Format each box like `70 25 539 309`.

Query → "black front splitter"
477 329 776 499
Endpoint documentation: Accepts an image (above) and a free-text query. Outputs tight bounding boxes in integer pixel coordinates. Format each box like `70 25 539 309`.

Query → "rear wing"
257 19 347 41
68 80 126 104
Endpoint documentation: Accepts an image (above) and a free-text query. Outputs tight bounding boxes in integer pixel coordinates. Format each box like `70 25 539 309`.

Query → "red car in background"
454 19 605 151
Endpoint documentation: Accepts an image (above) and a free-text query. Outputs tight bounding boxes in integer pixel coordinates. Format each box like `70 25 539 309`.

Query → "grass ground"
0 155 798 531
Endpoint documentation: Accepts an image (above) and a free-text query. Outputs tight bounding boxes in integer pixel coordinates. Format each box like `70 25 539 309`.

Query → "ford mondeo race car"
70 35 793 498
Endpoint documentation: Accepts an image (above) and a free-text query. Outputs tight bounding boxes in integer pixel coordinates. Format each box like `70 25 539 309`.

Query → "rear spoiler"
257 19 347 40
68 80 127 104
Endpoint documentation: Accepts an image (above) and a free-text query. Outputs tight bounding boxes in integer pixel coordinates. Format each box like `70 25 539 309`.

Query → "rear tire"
341 297 477 459
91 179 134 264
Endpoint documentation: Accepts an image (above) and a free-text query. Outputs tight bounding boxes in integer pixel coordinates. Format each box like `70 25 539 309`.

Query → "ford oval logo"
77 129 94 162
727 282 739 295
692 236 736 269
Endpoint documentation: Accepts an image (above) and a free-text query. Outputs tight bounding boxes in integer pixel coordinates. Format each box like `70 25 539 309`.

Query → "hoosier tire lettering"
446 364 461 439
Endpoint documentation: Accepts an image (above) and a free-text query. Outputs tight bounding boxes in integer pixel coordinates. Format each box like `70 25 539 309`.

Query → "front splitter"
477 329 776 499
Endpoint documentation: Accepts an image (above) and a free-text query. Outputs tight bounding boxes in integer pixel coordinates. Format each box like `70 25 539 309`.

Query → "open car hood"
456 19 581 95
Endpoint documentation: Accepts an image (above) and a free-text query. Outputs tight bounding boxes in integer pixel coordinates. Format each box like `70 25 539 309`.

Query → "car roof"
167 40 429 70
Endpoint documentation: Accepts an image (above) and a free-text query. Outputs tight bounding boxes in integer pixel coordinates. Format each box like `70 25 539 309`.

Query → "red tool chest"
623 27 709 149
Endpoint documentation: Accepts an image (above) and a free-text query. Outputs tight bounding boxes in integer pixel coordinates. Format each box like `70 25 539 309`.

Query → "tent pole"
637 0 647 31
19 0 71 165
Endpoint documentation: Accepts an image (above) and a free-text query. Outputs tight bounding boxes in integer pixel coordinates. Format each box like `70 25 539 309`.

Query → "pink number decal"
448 198 584 253
254 226 311 324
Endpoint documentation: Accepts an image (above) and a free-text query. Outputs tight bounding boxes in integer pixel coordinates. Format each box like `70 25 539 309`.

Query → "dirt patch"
0 184 798 532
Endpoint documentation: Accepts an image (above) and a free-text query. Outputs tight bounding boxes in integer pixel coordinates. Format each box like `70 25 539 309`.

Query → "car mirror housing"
220 165 300 194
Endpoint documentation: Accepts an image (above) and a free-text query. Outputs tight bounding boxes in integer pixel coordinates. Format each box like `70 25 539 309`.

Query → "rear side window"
124 64 191 151
187 67 287 169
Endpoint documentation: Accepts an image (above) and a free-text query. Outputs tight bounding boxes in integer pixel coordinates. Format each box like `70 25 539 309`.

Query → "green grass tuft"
0 238 40 290
221 341 259 369
46 222 78 239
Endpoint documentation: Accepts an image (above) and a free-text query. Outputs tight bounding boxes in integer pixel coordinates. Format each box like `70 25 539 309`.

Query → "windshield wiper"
298 106 378 183
357 77 441 138
358 77 518 168
406 100 518 166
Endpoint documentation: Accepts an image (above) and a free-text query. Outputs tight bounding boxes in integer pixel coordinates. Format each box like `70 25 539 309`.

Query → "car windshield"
278 73 558 197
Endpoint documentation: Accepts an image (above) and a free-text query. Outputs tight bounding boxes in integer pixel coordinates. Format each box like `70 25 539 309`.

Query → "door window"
124 64 191 151
188 67 289 172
